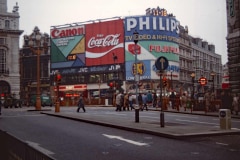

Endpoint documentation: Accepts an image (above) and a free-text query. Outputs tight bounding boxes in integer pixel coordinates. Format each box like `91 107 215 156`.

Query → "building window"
0 49 7 74
0 38 6 45
5 20 10 29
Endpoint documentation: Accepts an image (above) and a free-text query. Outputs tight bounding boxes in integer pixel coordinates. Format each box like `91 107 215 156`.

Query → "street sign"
155 56 169 71
198 77 207 86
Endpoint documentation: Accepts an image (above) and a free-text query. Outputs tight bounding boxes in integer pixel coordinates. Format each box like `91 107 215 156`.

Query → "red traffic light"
109 82 114 88
56 73 61 82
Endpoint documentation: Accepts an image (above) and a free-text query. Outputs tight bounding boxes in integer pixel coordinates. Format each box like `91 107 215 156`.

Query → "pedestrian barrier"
0 130 55 160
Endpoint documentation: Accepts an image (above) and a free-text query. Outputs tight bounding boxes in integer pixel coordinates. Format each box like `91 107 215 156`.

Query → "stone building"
226 0 240 94
0 0 23 99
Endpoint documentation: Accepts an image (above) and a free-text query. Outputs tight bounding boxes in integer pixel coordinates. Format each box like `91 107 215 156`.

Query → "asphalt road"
0 107 240 160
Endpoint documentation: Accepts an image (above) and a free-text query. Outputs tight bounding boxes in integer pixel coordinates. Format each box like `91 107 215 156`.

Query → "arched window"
5 20 10 29
0 49 7 74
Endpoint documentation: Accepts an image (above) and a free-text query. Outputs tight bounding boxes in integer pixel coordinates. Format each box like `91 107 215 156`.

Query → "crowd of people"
113 90 239 115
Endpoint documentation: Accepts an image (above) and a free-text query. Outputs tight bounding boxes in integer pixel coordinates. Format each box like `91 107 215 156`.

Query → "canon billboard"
85 19 124 66
50 25 85 69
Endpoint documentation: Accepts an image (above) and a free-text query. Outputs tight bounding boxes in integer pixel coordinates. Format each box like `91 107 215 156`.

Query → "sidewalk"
41 105 240 139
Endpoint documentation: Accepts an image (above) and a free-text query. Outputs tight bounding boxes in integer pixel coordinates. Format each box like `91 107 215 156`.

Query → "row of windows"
54 72 124 85
0 49 7 74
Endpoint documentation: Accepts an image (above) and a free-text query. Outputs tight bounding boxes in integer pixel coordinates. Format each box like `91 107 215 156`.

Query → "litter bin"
219 109 231 129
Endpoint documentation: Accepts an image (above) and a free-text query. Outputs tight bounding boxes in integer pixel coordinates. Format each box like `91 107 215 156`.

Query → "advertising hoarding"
85 19 124 66
50 25 85 69
124 15 180 81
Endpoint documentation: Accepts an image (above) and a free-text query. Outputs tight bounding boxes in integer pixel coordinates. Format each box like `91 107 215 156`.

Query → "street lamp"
24 26 49 111
190 72 195 112
133 30 140 122
170 70 173 90
210 71 215 93
133 30 139 106
112 53 118 106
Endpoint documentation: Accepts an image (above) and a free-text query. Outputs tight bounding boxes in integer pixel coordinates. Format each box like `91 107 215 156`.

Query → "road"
0 107 240 160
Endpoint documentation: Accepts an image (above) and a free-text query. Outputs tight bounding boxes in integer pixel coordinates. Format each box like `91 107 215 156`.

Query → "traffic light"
163 76 167 87
107 81 114 89
55 73 61 84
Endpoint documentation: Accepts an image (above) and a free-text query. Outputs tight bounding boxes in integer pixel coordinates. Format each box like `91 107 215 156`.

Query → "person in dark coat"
221 91 232 111
0 99 2 115
77 94 86 112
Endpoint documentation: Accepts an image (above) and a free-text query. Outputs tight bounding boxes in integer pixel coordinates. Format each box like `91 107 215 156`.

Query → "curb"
41 112 240 140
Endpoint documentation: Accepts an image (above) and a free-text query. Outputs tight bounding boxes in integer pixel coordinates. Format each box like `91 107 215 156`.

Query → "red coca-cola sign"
85 19 124 66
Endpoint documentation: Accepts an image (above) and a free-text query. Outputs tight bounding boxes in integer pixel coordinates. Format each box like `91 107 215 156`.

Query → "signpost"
155 56 169 127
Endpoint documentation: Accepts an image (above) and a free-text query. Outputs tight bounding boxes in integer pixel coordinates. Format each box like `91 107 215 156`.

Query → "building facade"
19 27 51 105
0 0 23 99
19 7 223 106
226 0 240 94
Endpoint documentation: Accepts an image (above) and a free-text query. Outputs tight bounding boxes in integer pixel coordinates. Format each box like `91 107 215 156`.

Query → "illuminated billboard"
124 15 180 80
50 25 85 69
85 19 124 66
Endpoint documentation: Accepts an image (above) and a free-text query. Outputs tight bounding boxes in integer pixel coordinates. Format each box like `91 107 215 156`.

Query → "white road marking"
216 142 229 146
26 141 54 155
213 118 240 123
176 119 218 125
103 134 148 146
168 114 199 119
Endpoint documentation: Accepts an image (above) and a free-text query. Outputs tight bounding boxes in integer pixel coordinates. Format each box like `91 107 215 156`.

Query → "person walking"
138 93 143 110
232 93 239 115
124 93 129 111
146 91 153 108
142 93 148 111
115 92 122 111
128 93 135 110
77 94 86 112
0 98 2 115
204 91 211 113
169 92 176 109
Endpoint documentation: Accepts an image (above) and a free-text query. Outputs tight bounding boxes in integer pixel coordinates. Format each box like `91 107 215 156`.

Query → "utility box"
219 109 231 130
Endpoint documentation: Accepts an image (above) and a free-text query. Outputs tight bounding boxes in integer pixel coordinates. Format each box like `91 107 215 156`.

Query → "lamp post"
170 70 173 90
24 26 49 111
133 30 140 122
133 30 139 107
98 79 102 104
210 71 215 93
190 72 195 112
112 53 118 106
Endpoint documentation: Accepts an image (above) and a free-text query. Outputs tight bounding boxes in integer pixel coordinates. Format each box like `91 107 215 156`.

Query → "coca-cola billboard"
85 19 124 66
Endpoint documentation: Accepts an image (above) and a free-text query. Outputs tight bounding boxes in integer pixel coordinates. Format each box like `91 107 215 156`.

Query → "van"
30 95 53 107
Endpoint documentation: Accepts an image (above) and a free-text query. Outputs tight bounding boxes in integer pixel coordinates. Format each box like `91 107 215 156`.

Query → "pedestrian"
204 91 211 113
0 98 2 115
146 91 153 108
124 93 129 111
181 93 187 111
128 93 135 110
77 94 86 112
220 90 232 111
232 93 239 115
152 93 157 107
138 93 143 110
169 92 176 109
142 93 148 111
115 92 122 111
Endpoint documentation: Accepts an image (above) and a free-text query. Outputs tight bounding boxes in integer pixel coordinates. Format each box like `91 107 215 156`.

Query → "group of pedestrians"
115 92 135 111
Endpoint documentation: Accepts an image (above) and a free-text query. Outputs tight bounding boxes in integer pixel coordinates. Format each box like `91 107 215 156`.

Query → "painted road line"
103 134 148 146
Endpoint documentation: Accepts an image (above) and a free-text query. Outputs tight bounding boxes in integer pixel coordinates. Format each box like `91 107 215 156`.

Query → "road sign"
155 56 169 71
198 77 207 86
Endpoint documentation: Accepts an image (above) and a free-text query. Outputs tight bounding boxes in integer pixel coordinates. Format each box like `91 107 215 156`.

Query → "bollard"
135 108 139 122
160 111 164 127
55 101 60 113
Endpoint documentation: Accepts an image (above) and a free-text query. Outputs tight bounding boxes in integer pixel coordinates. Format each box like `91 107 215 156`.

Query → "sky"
8 0 228 64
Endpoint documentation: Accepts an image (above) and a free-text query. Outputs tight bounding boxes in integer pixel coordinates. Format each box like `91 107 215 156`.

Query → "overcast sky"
8 0 228 64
